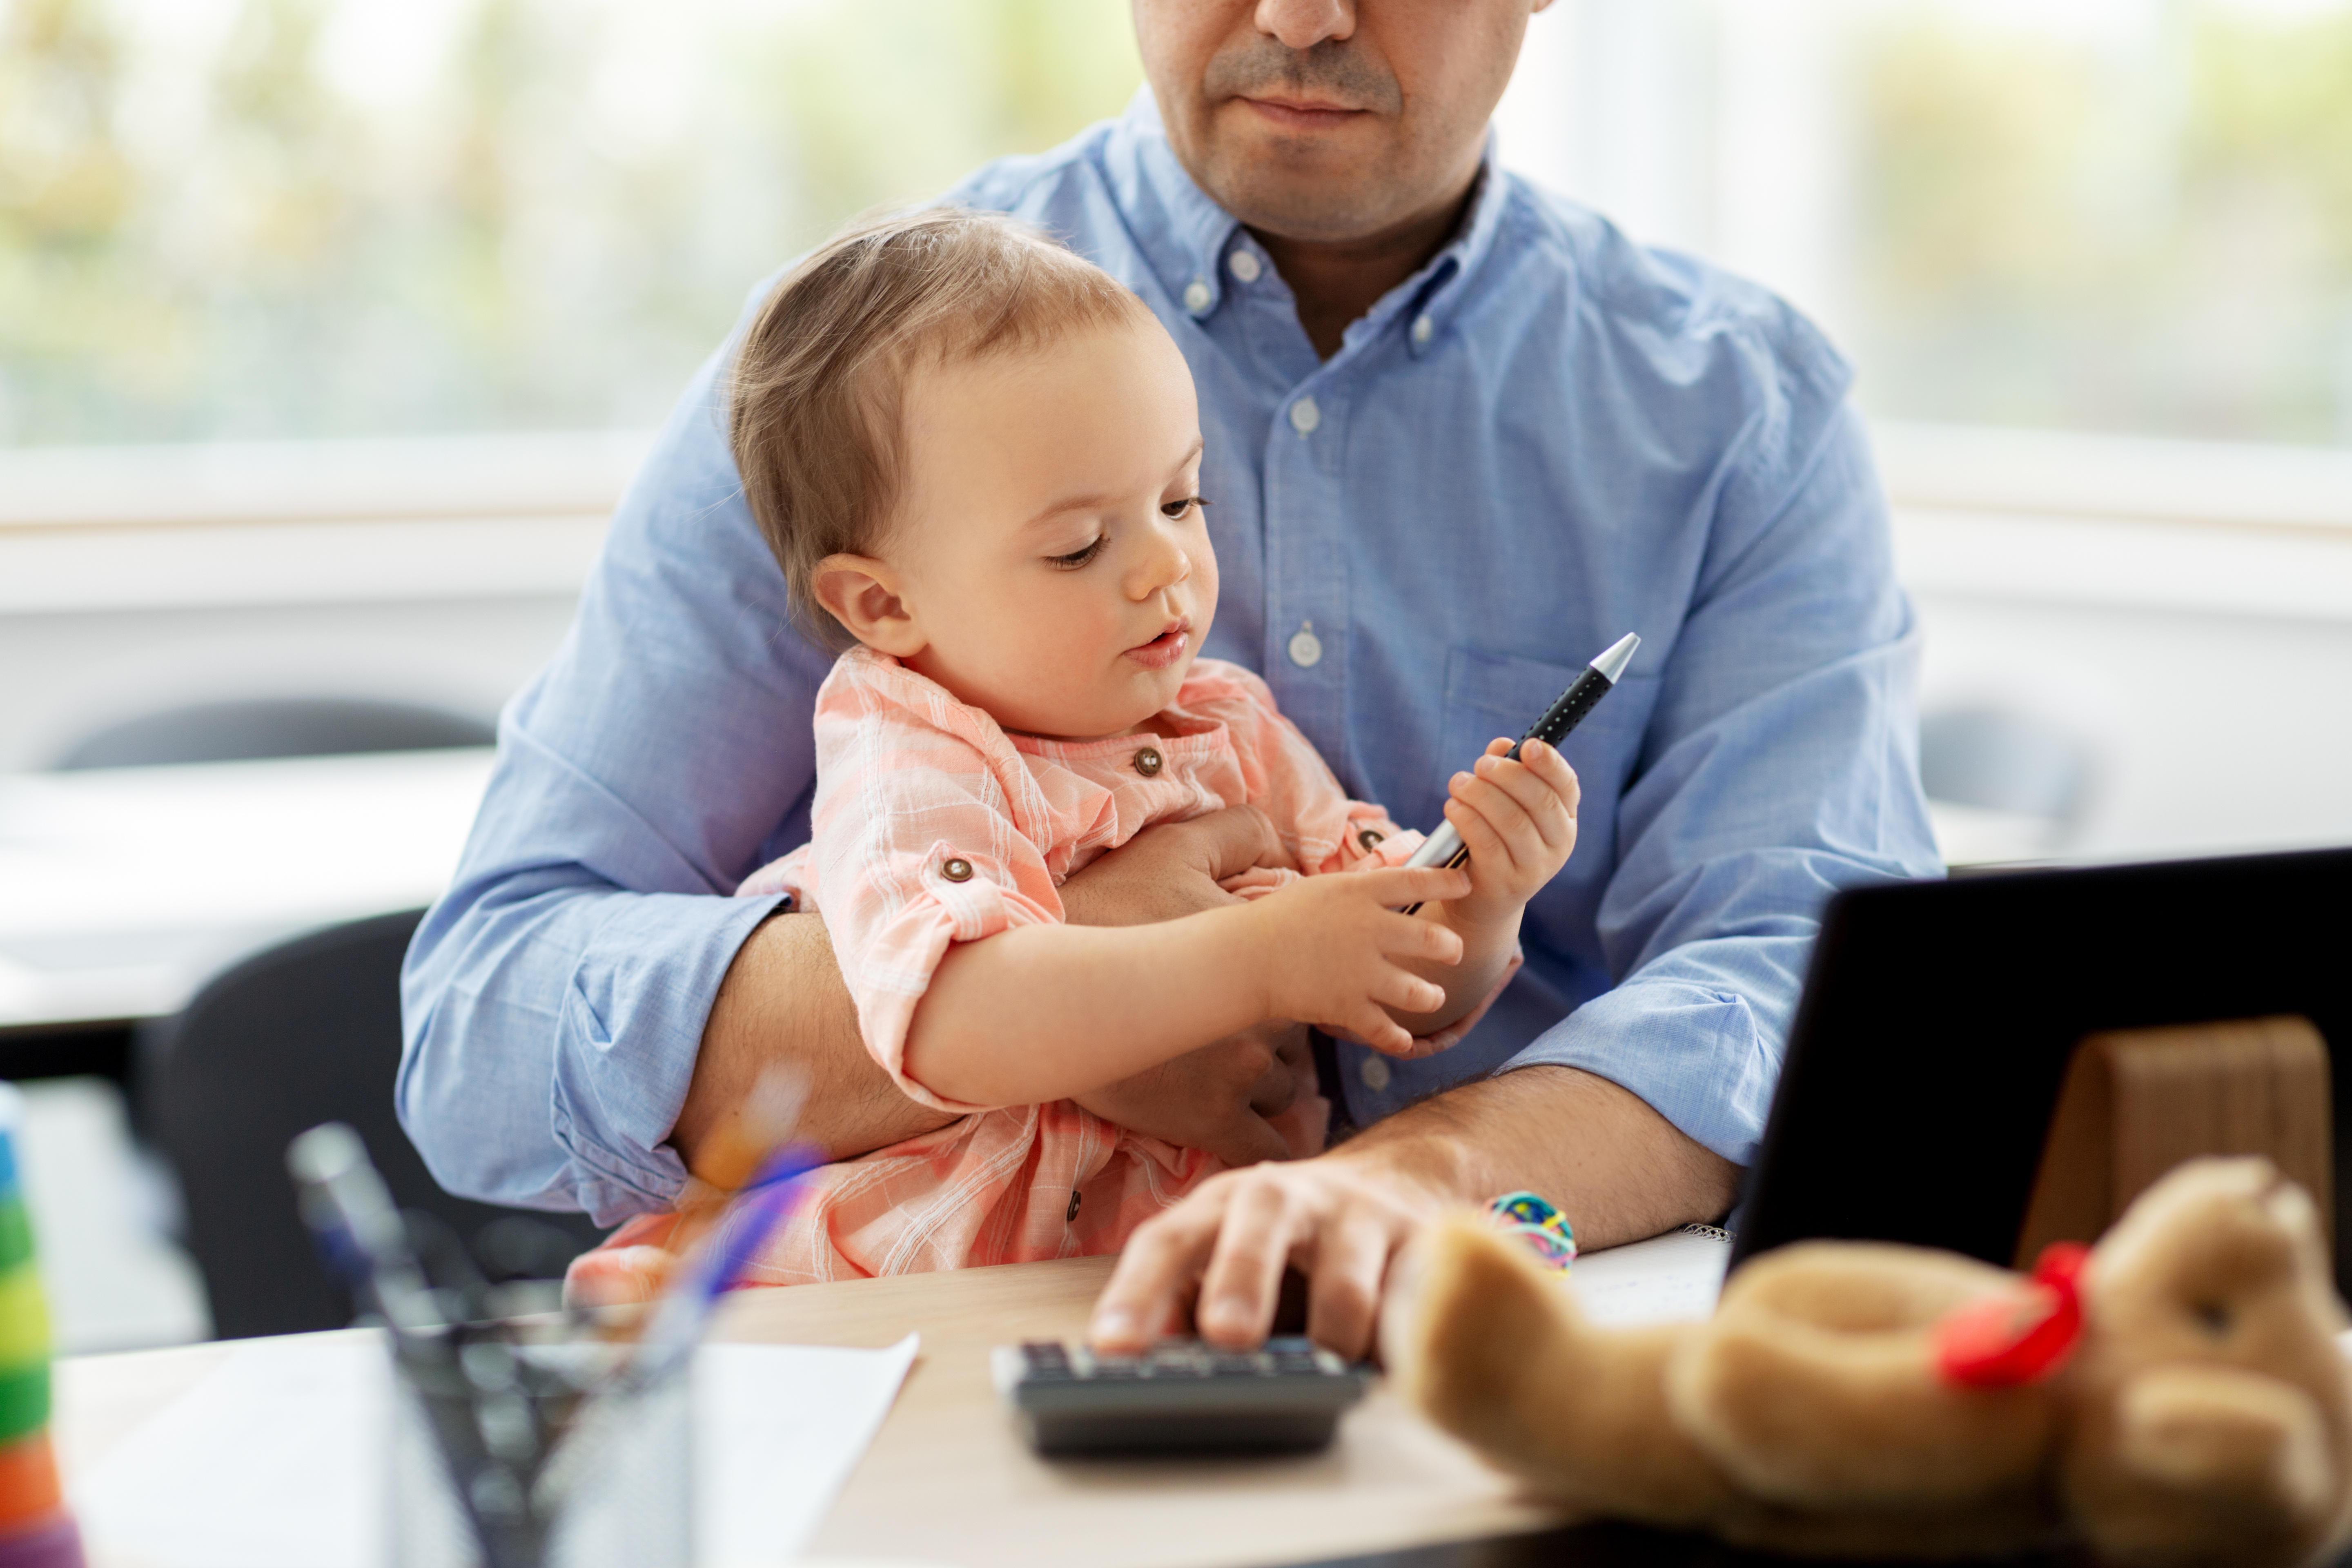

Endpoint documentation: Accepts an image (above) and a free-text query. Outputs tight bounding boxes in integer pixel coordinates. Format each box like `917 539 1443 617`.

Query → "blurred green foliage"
1855 2 2352 443
9 0 2352 448
0 0 1141 444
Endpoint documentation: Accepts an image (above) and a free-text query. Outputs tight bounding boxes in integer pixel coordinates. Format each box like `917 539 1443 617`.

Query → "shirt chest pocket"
1438 646 1659 907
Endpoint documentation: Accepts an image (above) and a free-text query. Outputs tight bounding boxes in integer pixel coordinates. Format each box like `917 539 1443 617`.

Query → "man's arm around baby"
672 805 1322 1173
671 800 1739 1360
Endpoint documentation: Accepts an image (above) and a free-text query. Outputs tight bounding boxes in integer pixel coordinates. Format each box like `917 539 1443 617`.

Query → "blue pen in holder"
388 1327 691 1568
287 1125 702 1568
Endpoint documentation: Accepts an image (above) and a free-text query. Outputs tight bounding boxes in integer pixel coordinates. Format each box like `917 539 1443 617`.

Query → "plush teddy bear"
1388 1158 2352 1566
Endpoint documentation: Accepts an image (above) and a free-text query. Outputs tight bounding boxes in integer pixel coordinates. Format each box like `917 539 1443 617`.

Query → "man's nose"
1253 0 1354 52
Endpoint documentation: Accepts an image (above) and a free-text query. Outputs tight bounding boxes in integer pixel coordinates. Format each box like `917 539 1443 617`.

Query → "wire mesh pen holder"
283 1123 695 1568
388 1318 691 1568
292 1114 817 1568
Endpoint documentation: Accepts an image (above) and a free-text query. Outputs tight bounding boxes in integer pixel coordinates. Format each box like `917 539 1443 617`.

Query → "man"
399 0 1940 1359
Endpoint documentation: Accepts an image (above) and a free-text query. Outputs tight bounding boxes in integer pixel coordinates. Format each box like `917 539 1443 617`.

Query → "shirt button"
1183 279 1212 314
1357 828 1385 850
1289 396 1321 435
1412 314 1434 346
1227 249 1262 284
1132 745 1163 778
941 857 974 883
1360 1055 1393 1093
1287 622 1323 668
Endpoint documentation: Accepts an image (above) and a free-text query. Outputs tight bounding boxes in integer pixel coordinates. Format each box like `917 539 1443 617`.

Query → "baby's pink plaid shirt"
579 647 1513 1292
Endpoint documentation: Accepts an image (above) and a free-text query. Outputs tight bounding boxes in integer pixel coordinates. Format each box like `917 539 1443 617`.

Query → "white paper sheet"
71 1330 919 1568
1566 1224 1732 1327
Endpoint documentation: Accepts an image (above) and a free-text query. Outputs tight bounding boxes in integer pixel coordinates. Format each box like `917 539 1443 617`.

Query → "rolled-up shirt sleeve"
1501 397 1942 1168
797 650 1068 1113
398 327 836 1225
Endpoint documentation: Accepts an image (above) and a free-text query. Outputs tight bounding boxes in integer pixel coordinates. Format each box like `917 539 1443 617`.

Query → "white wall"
1911 586 2352 861
4 437 2350 865
0 433 628 771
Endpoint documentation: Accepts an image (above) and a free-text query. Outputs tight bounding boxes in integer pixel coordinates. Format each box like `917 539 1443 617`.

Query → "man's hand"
1058 804 1293 927
1074 1021 1312 1168
1089 1064 1744 1361
1088 1136 1457 1361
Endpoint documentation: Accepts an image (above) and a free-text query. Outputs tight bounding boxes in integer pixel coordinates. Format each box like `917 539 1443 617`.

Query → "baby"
580 209 1581 1292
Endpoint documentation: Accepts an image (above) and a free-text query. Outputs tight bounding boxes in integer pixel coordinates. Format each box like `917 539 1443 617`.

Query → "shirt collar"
1108 90 1511 359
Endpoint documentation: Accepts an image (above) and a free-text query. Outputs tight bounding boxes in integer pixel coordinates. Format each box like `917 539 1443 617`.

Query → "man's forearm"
1339 1062 1741 1249
674 913 952 1176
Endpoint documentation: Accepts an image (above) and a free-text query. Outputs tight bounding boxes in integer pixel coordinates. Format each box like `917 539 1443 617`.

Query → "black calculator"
993 1337 1373 1456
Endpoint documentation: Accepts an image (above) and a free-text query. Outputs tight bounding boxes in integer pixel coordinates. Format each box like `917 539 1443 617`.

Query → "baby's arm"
1378 737 1581 1045
903 863 1470 1107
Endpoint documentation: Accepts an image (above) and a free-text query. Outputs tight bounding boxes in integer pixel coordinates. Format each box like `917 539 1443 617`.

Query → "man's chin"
1199 159 1416 245
1189 114 1412 241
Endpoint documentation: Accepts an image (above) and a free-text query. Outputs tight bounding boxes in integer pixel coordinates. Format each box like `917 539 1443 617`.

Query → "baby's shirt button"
941 857 975 883
1133 746 1163 778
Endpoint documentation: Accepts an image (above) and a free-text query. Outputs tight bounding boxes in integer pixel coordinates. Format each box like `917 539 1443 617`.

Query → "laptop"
1728 846 2352 1295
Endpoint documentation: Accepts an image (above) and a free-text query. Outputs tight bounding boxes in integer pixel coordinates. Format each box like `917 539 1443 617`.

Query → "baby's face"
860 314 1217 740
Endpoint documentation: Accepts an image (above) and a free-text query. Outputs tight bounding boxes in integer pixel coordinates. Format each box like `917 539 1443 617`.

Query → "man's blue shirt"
399 100 1941 1224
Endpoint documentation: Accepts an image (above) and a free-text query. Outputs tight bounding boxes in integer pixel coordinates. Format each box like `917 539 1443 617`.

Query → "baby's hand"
1246 865 1470 1056
1440 737 1581 928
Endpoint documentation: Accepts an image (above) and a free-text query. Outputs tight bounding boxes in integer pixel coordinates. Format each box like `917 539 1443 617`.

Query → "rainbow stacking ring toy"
0 1088 82 1568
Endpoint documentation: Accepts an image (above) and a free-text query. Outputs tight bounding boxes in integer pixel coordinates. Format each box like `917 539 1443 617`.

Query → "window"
1501 0 2352 451
13 0 2352 457
0 0 1141 445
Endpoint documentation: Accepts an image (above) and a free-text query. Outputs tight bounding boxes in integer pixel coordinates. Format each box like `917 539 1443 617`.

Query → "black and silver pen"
1401 632 1639 913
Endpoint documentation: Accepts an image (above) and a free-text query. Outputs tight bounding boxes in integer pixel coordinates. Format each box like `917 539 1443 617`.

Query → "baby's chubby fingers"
1351 1010 1419 1058
1370 964 1446 1016
1448 763 1541 867
1352 863 1472 911
1506 739 1580 836
1518 737 1582 816
1375 908 1463 965
1467 740 1579 852
1442 784 1518 876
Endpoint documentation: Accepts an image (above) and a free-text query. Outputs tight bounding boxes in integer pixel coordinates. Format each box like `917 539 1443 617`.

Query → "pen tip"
286 1122 367 1184
1590 633 1639 684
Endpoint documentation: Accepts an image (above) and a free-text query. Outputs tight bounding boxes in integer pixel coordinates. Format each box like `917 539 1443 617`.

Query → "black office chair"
1918 704 2096 826
52 697 494 771
140 909 604 1339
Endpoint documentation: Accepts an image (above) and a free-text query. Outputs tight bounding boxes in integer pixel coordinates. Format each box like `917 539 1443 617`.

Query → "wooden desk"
56 1259 1564 1568
713 1256 1558 1568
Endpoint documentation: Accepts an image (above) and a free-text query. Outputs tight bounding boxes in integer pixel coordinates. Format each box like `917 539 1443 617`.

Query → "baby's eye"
1161 495 1210 520
1048 535 1106 569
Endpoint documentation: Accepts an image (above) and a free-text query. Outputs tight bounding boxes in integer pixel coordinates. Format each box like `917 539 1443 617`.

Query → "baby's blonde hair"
728 207 1156 649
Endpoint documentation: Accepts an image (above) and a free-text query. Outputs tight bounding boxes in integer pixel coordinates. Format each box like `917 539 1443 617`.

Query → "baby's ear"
812 553 924 657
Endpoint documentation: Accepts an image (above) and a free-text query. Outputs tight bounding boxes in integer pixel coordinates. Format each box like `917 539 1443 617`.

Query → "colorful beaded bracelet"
1487 1189 1577 1270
